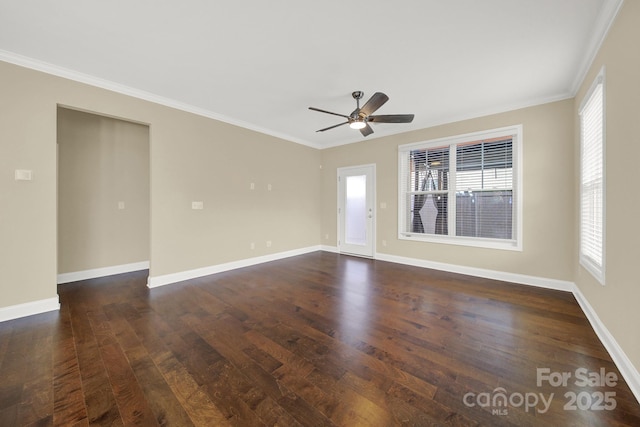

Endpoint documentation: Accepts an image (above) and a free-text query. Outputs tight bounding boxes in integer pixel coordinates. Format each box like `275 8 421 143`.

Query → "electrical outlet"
118 201 125 210
250 182 255 190
266 240 272 248
267 184 272 191
250 242 255 250
192 201 204 210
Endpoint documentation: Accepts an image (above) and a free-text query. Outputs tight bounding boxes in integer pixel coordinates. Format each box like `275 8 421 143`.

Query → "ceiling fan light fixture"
349 120 366 130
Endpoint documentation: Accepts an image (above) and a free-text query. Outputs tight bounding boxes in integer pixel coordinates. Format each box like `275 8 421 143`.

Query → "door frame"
56 106 151 284
337 164 376 258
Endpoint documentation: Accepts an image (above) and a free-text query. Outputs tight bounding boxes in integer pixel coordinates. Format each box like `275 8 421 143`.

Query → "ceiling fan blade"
360 123 374 137
368 114 415 123
360 92 389 116
316 121 349 132
309 107 350 119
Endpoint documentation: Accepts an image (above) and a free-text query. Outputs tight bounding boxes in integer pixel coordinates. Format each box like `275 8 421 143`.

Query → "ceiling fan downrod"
352 91 364 111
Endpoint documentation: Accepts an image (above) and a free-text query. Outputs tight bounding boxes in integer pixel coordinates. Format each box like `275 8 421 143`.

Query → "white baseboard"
572 286 640 404
374 252 574 292
147 246 322 288
320 245 339 253
372 251 639 404
57 261 150 284
0 296 60 323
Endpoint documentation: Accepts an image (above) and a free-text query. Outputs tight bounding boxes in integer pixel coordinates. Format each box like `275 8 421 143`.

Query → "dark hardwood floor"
1 251 639 426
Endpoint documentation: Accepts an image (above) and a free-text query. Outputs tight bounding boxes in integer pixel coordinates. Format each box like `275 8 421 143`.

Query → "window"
398 125 522 250
579 69 605 284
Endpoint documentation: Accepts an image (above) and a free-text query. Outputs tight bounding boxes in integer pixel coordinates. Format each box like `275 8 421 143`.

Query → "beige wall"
0 65 58 306
0 61 321 308
149 108 322 276
321 99 575 281
57 108 150 274
574 0 640 373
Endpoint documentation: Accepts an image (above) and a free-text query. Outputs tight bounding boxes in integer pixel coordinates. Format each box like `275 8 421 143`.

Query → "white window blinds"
456 139 513 240
398 125 522 250
579 71 605 284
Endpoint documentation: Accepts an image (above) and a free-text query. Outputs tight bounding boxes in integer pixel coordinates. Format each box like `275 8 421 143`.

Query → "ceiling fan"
309 91 414 137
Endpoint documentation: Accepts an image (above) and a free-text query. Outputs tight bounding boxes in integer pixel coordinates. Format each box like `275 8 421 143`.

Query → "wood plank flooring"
1 251 639 426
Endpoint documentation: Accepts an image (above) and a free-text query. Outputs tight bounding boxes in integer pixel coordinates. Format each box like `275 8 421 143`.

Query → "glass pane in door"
345 175 367 245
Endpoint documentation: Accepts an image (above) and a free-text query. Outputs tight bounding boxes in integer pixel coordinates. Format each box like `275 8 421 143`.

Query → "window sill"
399 232 522 252
579 256 605 286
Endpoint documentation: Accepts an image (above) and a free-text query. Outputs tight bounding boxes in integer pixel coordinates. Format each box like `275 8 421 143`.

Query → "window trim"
398 125 523 251
579 67 606 285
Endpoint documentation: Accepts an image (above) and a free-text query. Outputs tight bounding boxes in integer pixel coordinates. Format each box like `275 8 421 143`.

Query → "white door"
338 164 375 257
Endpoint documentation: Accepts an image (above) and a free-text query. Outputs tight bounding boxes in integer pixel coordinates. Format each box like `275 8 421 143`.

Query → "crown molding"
1 0 622 156
570 0 625 95
0 49 322 149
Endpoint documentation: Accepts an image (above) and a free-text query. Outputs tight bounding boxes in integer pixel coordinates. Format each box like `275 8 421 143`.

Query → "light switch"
118 201 125 210
192 201 204 210
15 169 32 181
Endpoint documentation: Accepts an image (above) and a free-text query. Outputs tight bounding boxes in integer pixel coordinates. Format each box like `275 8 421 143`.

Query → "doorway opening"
56 107 150 283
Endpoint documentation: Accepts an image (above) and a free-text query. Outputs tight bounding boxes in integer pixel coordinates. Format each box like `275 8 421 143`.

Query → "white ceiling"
0 0 623 148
